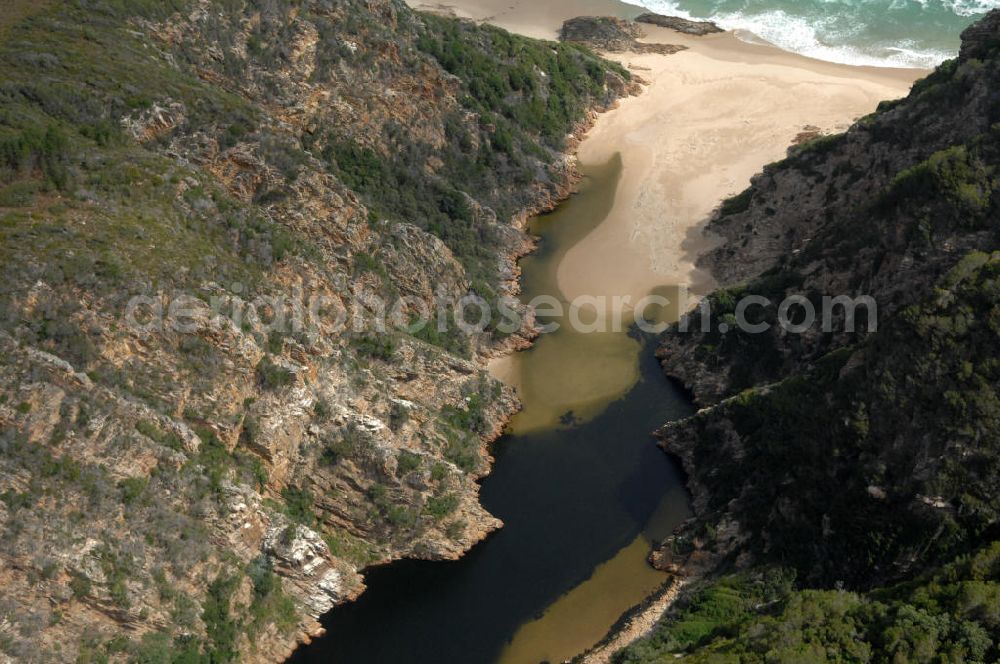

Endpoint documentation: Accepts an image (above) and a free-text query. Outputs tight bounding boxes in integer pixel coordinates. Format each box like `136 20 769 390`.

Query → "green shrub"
0 124 70 189
256 357 295 389
134 420 183 450
266 330 284 354
430 462 448 482
313 398 331 419
132 631 174 664
118 477 147 506
441 392 487 435
791 132 845 158
323 529 379 568
321 424 364 466
396 450 421 476
323 141 386 191
69 573 91 599
719 188 752 216
280 485 314 525
202 573 239 664
352 334 396 361
0 179 40 206
425 492 459 519
882 145 993 223
408 314 469 356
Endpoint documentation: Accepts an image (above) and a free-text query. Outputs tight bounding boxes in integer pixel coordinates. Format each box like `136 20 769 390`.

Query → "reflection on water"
287 156 694 664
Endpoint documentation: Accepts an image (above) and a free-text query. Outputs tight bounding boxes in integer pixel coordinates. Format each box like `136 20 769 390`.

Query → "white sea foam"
635 0 994 68
946 0 1000 16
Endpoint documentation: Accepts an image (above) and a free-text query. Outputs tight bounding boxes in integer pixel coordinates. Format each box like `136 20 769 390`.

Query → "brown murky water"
500 155 637 435
494 156 693 663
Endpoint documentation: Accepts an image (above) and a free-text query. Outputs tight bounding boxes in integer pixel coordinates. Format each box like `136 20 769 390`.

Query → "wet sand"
563 27 921 310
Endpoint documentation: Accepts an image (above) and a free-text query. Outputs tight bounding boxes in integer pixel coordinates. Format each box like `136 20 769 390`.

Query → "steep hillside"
620 542 1000 663
0 1 632 661
621 11 1000 663
658 12 1000 404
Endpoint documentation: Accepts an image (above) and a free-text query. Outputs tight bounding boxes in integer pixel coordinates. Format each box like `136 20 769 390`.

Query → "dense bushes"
0 124 70 188
679 252 1000 588
880 144 994 225
202 573 240 663
352 334 397 361
416 15 626 148
255 357 295 390
316 12 628 294
617 543 1000 663
318 128 502 290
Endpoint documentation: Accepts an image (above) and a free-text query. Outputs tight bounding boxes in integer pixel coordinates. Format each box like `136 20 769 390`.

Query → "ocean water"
633 0 999 67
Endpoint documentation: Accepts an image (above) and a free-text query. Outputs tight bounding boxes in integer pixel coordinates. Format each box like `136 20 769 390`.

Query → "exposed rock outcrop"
560 16 687 55
635 12 723 36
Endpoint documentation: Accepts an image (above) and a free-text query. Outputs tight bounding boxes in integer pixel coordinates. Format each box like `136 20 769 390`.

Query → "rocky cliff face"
0 1 632 661
614 12 1000 663
650 7 1000 597
658 11 1000 405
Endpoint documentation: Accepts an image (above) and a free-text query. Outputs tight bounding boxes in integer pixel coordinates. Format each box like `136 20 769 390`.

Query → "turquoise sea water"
634 0 999 67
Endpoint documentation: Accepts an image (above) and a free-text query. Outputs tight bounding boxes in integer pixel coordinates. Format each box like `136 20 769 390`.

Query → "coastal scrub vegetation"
415 14 629 149
0 0 607 659
0 0 301 303
680 252 1000 588
617 542 1000 663
643 22 1000 663
317 11 630 295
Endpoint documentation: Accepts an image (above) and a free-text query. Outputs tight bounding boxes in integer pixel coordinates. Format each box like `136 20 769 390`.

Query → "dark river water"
288 159 694 664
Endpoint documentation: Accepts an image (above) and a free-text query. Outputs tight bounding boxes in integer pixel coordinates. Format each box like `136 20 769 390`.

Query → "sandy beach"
409 0 641 40
563 26 921 309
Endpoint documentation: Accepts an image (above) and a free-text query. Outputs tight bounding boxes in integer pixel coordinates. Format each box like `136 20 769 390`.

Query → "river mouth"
285 19 925 661
288 155 695 663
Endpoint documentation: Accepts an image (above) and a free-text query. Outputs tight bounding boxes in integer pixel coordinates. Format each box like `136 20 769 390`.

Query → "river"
288 155 695 664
